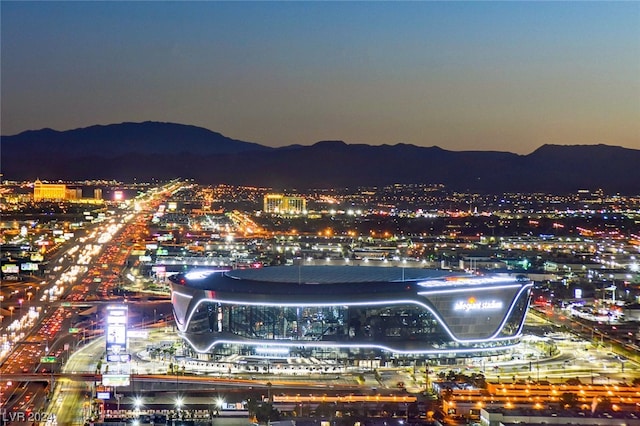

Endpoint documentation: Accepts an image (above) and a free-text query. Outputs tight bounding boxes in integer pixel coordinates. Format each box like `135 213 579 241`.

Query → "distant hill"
2 122 639 193
2 121 270 157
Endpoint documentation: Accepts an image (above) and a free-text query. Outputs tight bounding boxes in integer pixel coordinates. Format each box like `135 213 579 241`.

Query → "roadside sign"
102 374 130 386
69 327 80 334
107 354 131 362
40 356 57 363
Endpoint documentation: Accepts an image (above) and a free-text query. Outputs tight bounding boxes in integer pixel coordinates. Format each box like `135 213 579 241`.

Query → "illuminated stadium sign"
454 297 503 312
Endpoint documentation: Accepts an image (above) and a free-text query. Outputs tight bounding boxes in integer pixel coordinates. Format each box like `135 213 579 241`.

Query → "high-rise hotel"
263 194 306 214
33 179 79 201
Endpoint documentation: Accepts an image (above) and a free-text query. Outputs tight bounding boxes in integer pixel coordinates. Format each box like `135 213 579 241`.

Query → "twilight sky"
1 1 638 154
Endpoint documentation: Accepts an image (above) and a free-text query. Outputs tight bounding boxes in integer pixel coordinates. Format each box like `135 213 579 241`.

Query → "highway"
0 181 181 424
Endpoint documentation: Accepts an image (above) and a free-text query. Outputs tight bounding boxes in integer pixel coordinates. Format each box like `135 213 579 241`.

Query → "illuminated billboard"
453 297 503 312
1 264 19 274
21 263 39 271
102 374 130 387
106 305 128 353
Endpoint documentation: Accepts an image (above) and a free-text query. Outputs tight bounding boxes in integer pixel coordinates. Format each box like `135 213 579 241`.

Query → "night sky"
1 1 638 153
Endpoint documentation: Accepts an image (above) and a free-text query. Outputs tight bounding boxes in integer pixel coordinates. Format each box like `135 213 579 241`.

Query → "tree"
471 373 487 389
246 398 259 419
315 402 336 418
446 370 457 381
167 346 177 358
266 382 272 403
441 388 454 402
255 402 280 423
407 402 419 418
598 396 613 412
560 392 579 408
381 403 396 417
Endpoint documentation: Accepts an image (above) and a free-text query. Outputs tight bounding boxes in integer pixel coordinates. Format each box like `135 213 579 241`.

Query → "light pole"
425 361 430 393
134 396 142 417
215 397 225 417
175 396 183 421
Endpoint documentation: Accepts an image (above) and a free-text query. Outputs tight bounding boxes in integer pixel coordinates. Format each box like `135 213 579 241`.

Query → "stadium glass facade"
170 266 532 361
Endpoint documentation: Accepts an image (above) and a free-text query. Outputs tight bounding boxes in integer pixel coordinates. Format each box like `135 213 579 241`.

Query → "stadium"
170 266 532 361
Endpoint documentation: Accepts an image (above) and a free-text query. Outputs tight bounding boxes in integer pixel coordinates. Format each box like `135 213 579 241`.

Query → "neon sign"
454 297 503 312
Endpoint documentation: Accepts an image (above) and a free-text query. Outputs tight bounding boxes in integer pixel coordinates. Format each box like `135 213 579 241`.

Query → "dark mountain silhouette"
2 121 269 157
2 122 638 193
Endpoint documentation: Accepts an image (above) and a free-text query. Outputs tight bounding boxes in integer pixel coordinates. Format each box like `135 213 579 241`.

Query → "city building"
30 180 107 203
170 266 532 361
441 381 640 426
263 194 306 214
32 179 85 201
33 179 69 201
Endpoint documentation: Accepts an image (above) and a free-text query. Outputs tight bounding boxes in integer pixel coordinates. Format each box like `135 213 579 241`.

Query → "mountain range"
2 121 639 193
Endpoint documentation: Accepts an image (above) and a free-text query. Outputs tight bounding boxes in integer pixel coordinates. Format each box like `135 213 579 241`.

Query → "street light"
133 395 143 419
175 396 184 419
216 397 225 415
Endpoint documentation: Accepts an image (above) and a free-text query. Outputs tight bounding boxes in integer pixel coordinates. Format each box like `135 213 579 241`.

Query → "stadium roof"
225 265 457 285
